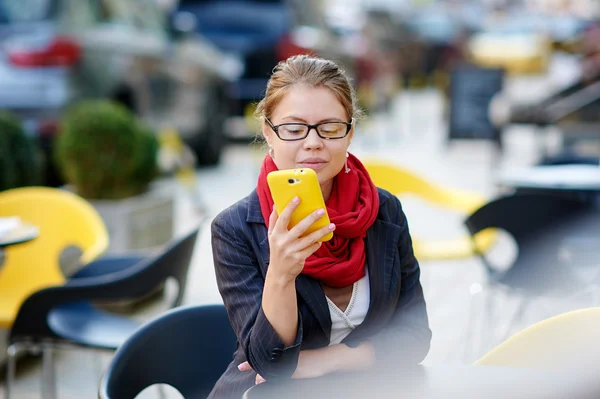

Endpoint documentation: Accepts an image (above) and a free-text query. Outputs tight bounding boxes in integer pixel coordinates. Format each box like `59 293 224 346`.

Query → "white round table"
497 164 600 192
0 223 39 248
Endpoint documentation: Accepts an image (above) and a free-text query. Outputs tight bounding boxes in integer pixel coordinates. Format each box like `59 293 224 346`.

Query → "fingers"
296 242 323 260
297 222 336 248
237 361 252 371
238 362 265 385
274 196 300 232
267 206 278 236
288 207 329 239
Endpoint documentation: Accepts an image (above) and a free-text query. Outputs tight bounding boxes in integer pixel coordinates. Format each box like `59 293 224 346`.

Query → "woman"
209 55 431 398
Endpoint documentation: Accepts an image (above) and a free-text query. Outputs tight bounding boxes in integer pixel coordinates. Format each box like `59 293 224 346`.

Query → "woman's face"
263 85 353 200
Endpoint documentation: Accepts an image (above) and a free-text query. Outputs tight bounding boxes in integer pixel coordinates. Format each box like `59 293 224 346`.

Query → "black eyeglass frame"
265 118 353 141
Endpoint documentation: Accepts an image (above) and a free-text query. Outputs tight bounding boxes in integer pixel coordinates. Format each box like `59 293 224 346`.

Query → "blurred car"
0 0 243 185
174 0 356 139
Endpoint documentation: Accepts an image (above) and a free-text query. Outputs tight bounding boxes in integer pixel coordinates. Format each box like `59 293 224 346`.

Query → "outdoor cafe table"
495 164 600 271
497 164 600 199
243 364 600 399
0 219 39 270
0 222 39 248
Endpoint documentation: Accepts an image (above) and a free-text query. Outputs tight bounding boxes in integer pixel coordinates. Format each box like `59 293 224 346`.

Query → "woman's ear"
262 122 273 147
347 123 354 146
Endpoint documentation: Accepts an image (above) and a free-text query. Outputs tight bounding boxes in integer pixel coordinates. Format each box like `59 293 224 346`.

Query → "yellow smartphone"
267 168 333 242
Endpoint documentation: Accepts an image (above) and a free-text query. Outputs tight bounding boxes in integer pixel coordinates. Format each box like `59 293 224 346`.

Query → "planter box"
64 184 175 255
92 189 174 255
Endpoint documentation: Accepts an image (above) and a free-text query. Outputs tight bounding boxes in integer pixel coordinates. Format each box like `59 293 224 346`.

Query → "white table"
0 219 39 248
497 164 600 192
243 364 600 399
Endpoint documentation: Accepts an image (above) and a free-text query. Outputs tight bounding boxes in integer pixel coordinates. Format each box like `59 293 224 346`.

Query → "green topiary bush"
0 112 41 191
130 124 160 194
54 100 159 200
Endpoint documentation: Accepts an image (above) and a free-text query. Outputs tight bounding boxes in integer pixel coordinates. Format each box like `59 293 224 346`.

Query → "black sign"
448 65 505 142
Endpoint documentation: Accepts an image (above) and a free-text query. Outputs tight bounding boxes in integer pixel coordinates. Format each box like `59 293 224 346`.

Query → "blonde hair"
255 55 363 123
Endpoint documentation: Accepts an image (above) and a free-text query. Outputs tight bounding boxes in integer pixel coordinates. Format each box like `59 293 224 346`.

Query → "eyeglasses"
265 118 353 141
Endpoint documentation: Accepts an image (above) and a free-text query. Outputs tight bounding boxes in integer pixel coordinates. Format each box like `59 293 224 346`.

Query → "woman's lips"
297 161 327 170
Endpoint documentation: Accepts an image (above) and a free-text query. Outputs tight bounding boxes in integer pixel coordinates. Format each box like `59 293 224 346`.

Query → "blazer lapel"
367 219 403 306
345 218 402 339
295 274 332 338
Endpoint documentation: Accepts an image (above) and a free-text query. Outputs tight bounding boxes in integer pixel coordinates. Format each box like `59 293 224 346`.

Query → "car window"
0 0 53 23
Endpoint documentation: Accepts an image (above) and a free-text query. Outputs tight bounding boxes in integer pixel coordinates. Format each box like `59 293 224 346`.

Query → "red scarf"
257 153 379 287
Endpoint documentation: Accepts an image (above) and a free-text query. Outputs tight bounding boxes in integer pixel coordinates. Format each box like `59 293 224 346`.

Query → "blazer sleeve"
369 198 432 366
211 212 303 380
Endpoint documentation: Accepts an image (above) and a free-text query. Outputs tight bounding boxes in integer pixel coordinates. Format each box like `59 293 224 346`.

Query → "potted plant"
0 112 42 191
54 100 174 254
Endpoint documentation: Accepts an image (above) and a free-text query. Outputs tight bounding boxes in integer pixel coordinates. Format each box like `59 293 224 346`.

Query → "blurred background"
2 0 600 397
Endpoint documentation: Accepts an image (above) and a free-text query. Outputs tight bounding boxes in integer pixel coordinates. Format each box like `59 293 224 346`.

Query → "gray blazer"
208 188 431 398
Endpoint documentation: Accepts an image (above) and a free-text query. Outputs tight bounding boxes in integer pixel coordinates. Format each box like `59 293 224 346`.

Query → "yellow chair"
363 160 496 260
0 187 109 329
476 307 600 370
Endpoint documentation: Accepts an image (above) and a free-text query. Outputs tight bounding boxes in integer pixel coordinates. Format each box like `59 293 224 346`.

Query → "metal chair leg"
463 283 483 363
41 344 57 399
5 343 20 399
498 295 528 344
478 285 497 358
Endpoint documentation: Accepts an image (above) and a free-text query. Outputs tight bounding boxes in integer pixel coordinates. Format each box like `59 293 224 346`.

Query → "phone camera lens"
288 178 295 184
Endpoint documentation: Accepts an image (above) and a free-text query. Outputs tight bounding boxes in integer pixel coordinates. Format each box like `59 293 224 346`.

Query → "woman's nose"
303 129 324 150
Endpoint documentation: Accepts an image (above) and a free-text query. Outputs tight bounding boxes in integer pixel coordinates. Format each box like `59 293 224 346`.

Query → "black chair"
98 304 237 399
5 227 200 399
463 194 600 358
465 194 597 290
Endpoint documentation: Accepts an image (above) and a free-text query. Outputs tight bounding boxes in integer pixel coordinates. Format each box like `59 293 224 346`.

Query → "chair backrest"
465 193 591 250
362 160 485 213
464 193 594 289
0 187 108 326
99 304 237 399
107 226 200 307
476 307 600 370
9 227 200 341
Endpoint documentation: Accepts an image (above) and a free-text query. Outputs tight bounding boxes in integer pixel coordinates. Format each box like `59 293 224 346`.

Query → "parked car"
0 0 243 185
175 0 356 139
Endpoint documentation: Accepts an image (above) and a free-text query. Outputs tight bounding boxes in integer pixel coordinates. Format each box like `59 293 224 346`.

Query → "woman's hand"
238 361 266 385
267 197 335 283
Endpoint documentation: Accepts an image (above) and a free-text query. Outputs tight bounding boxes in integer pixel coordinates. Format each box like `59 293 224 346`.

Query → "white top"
326 268 370 345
